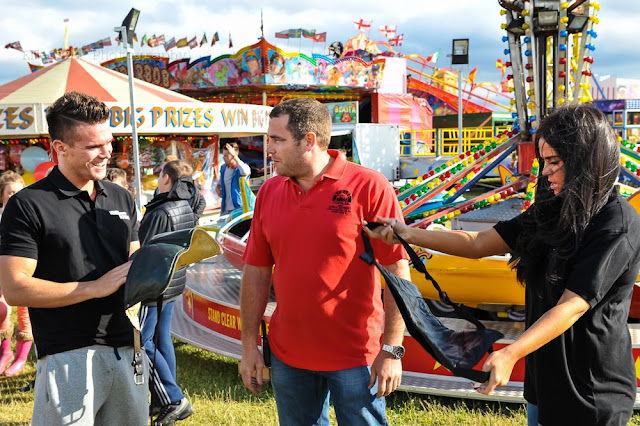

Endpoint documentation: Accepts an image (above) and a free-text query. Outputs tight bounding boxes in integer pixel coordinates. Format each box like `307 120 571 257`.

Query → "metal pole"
263 91 268 181
115 26 143 212
458 70 463 154
127 47 143 212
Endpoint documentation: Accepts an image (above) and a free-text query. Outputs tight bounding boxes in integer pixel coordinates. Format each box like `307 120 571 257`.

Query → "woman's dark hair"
509 103 620 287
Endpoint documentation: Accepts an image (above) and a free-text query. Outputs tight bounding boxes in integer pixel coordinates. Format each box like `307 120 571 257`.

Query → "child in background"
0 171 32 376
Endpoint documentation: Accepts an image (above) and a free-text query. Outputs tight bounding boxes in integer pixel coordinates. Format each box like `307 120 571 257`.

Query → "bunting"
378 25 396 38
28 63 43 73
211 32 219 46
4 41 23 52
99 37 112 47
164 37 176 51
353 19 372 31
389 34 404 46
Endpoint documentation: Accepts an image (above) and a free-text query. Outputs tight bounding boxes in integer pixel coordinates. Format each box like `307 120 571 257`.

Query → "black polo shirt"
494 192 640 426
0 166 138 357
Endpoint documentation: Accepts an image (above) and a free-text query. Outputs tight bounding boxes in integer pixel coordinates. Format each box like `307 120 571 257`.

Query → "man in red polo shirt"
239 98 410 425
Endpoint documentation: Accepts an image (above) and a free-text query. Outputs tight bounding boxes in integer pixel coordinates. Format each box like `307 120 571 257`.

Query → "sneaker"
150 405 162 417
152 398 194 426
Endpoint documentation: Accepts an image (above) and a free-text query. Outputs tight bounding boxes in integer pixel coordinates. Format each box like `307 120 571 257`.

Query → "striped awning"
0 58 272 137
0 57 198 104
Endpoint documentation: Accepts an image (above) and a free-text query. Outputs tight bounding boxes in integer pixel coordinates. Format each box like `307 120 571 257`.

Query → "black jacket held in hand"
139 176 197 304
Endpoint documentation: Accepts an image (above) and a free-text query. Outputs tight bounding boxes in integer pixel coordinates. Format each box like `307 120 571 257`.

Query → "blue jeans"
270 352 387 426
140 301 184 407
527 402 541 426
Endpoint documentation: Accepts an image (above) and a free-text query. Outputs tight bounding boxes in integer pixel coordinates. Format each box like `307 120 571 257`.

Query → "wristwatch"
382 344 405 359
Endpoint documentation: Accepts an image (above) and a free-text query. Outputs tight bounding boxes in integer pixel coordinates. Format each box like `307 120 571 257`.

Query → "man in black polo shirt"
0 91 148 425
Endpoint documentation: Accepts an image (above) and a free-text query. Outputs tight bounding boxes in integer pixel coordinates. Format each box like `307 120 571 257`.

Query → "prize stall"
0 57 271 209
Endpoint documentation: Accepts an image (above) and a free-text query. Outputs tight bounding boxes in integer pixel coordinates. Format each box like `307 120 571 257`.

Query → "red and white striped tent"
0 57 271 137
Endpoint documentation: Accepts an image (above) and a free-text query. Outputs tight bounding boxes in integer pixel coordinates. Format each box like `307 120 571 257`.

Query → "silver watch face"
384 344 405 359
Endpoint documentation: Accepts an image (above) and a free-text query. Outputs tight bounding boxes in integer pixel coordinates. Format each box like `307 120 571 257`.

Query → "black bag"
360 224 503 383
124 228 221 309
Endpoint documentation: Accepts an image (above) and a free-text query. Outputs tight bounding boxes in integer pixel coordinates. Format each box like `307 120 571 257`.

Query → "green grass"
1 301 640 425
0 341 530 425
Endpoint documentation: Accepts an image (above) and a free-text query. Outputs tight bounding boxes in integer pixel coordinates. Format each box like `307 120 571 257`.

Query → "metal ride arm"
503 8 529 134
444 137 519 204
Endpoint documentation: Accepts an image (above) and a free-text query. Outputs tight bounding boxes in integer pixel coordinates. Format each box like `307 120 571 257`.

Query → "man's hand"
225 143 239 158
239 345 266 394
369 350 402 398
88 261 132 299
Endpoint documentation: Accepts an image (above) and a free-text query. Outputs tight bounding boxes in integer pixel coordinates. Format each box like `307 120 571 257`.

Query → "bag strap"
362 224 486 331
132 327 144 385
261 319 271 367
148 295 164 403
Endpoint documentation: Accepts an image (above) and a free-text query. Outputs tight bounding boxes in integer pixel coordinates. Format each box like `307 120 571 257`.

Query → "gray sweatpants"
31 345 149 426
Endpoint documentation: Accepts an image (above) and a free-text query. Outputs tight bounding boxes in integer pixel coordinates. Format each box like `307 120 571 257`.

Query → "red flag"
275 31 289 39
353 19 371 31
312 32 326 43
389 34 404 46
4 41 23 52
468 65 478 85
200 33 207 47
229 33 233 49
500 80 510 93
188 36 198 49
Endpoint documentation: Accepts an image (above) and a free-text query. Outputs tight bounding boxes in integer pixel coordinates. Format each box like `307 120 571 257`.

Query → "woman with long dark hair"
366 103 640 426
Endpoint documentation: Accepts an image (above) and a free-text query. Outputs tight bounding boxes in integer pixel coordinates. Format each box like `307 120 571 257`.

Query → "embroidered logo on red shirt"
329 190 352 215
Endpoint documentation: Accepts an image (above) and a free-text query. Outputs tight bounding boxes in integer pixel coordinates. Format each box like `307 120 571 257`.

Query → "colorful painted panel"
101 40 386 91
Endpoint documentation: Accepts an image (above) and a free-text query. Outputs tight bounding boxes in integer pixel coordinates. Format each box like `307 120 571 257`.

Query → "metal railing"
400 126 511 157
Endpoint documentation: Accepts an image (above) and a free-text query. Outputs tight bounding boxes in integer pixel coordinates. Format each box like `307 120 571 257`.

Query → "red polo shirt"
244 150 408 371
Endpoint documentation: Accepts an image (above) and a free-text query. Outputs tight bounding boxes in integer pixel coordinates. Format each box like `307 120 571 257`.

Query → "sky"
1 0 638 90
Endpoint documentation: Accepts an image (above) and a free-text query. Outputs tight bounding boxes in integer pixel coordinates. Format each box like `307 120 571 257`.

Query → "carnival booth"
0 57 271 208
